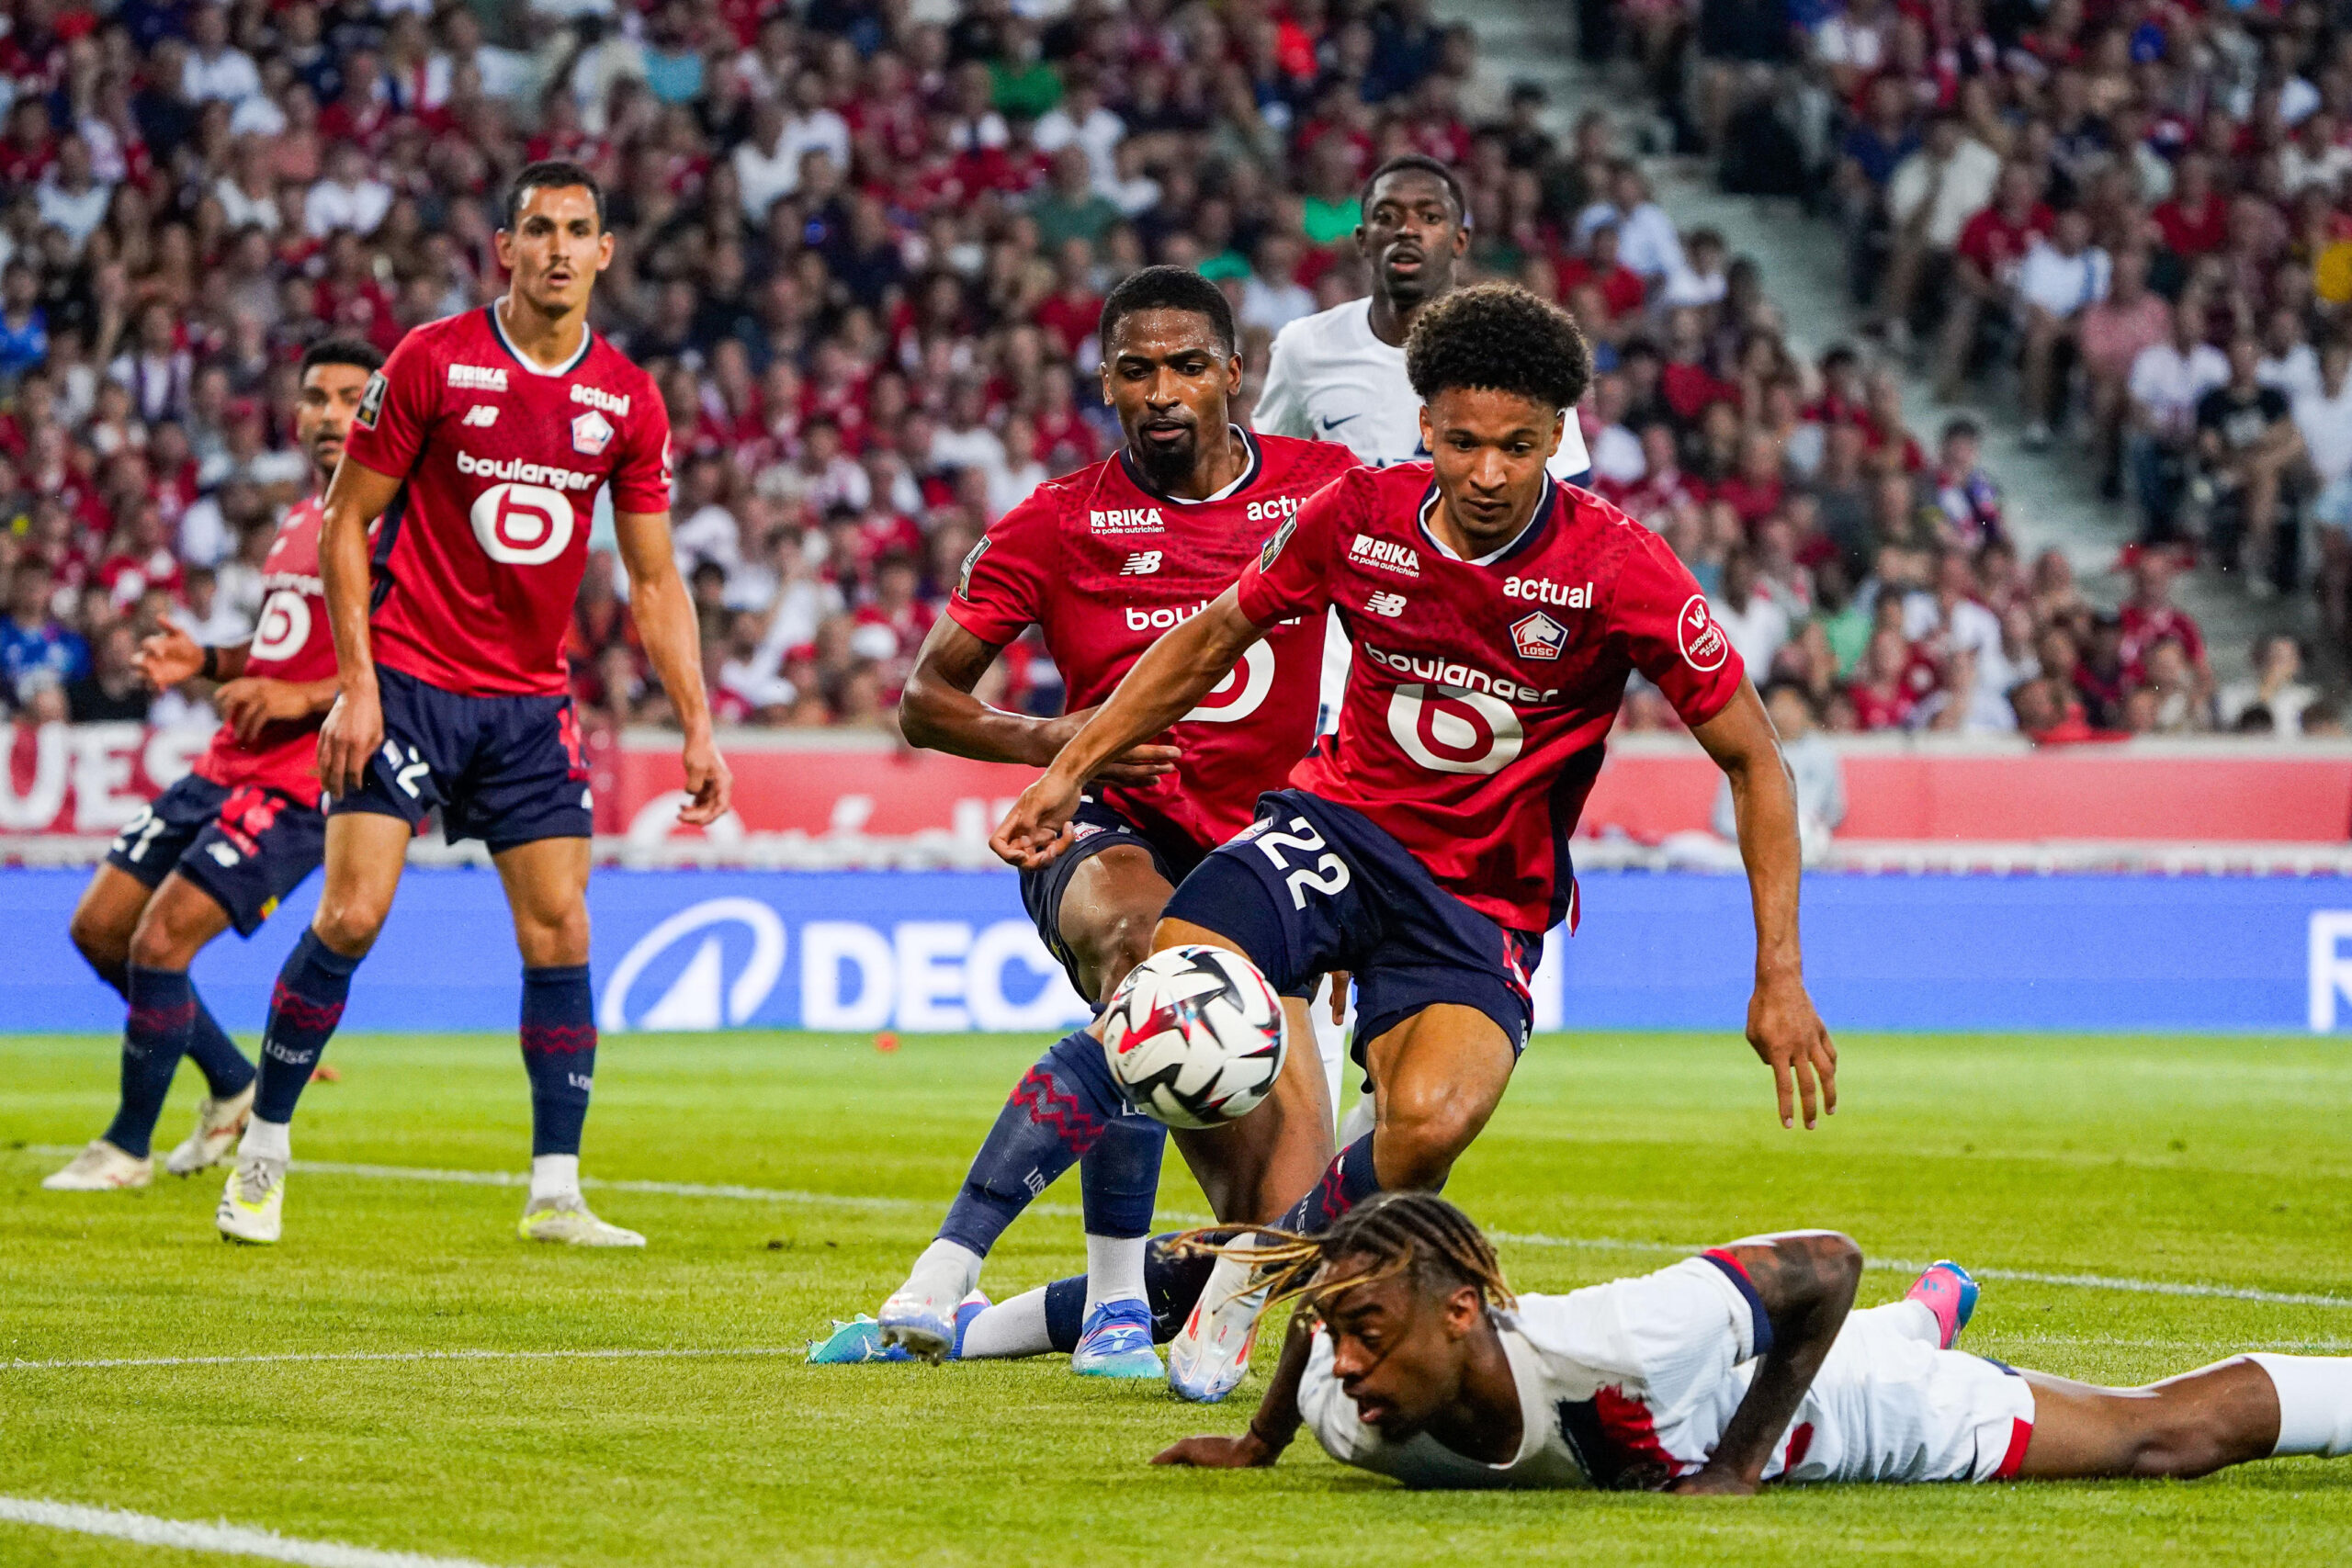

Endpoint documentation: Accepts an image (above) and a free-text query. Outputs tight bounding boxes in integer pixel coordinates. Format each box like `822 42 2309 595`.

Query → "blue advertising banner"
3 866 2350 1036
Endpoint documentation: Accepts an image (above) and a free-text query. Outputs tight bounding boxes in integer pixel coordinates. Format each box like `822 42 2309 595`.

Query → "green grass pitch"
4 1030 2350 1566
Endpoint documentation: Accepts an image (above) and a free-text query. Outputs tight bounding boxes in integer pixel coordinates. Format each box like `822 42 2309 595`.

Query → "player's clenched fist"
990 770 1082 870
676 734 733 826
317 682 384 799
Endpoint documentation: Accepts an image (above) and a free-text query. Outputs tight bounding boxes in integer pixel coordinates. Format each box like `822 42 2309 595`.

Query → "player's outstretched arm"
991 586 1264 870
1154 1310 1313 1469
614 509 733 827
899 616 1180 784
1690 680 1838 1130
315 459 406 797
1670 1232 1862 1496
136 614 244 689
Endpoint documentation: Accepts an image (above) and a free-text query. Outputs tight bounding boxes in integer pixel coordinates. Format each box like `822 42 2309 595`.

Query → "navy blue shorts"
1021 795 1317 1006
105 773 327 937
329 666 594 852
1162 788 1540 1057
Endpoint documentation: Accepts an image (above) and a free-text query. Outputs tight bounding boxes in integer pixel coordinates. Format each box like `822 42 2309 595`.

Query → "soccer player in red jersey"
994 284 1838 1379
216 162 731 1247
44 338 382 1193
861 267 1356 1381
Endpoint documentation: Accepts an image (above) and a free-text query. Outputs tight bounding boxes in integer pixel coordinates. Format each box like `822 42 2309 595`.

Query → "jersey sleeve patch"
355 368 388 430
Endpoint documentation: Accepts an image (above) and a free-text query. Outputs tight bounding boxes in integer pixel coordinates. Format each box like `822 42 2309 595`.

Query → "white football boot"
877 1240 985 1362
217 1153 286 1244
164 1082 255 1177
1168 1244 1268 1403
517 1194 645 1247
41 1140 153 1190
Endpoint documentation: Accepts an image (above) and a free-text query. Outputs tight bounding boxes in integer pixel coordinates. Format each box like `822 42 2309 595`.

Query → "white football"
1099 945 1288 1129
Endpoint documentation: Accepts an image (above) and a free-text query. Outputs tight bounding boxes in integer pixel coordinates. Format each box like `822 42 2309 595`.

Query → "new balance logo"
461 404 499 427
1365 591 1408 618
1120 550 1163 576
448 364 508 391
1349 534 1420 577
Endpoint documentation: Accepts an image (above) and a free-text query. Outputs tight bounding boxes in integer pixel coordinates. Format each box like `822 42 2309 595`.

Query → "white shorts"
1762 1303 2038 1484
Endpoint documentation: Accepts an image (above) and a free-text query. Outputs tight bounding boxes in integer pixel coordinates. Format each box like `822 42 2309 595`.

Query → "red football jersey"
192 496 337 801
344 307 673 696
1237 466 1746 933
948 430 1358 851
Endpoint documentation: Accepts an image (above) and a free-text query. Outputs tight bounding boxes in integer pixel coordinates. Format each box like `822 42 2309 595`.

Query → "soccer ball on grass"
1099 945 1288 1129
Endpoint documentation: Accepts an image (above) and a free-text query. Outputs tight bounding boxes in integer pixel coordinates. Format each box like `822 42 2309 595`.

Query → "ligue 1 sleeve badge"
571 408 615 457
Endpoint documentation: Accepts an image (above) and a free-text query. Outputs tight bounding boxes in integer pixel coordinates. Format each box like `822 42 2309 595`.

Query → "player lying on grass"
216 161 729 1248
991 283 1838 1400
854 268 1355 1384
1156 1192 2352 1490
45 339 381 1192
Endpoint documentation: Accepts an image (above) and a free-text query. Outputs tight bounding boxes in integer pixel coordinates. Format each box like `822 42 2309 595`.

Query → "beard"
1131 423 1199 491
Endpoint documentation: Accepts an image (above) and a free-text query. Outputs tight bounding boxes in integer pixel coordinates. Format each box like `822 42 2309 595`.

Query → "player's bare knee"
1088 908 1159 995
1374 1097 1479 1190
126 912 196 973
517 907 591 968
69 905 131 978
312 897 387 957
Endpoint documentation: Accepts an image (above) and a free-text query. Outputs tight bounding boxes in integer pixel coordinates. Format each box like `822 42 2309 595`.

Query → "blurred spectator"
63 620 149 723
2218 634 2318 737
1713 681 1845 859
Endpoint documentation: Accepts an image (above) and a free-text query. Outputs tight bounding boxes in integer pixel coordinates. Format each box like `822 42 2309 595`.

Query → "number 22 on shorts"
1254 816 1351 909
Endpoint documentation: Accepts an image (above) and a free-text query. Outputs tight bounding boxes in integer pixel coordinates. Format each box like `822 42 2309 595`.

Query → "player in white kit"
1256 153 1595 732
1158 1194 2352 1492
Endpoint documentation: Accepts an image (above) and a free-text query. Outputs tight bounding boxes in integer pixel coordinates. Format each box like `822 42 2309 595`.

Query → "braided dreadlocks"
1171 1191 1516 1321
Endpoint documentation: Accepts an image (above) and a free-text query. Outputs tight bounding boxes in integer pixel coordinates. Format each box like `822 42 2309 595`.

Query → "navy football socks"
519 964 597 1157
937 1027 1135 1258
184 998 255 1100
1279 1133 1383 1235
1080 1113 1165 1242
103 965 200 1158
254 929 361 1125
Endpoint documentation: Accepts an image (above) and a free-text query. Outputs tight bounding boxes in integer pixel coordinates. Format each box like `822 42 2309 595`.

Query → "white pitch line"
0 1495 515 1568
4 1346 802 1373
16 1145 2349 1311
1486 1227 2352 1310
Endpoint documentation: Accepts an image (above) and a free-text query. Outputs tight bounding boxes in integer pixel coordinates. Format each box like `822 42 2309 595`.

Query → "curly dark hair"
1404 282 1592 414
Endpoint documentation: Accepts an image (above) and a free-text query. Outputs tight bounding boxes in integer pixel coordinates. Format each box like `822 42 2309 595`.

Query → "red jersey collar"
485 302 594 378
1114 424 1263 504
1416 477 1562 568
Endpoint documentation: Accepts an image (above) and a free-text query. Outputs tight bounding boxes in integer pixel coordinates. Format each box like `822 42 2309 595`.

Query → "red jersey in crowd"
345 306 673 696
947 429 1355 850
2118 600 2205 679
191 496 337 800
1957 202 2053 284
1236 468 1747 934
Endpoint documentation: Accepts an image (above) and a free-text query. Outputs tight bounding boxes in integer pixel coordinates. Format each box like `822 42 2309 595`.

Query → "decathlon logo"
600 897 788 1032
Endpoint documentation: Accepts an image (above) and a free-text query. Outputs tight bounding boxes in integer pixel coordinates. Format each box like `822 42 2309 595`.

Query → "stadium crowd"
1593 0 2352 732
0 0 2327 746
